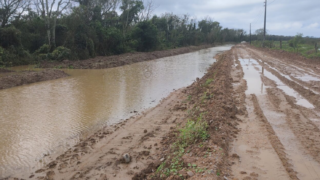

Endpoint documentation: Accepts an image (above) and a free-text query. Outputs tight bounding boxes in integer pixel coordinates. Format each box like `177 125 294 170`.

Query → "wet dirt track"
231 44 320 180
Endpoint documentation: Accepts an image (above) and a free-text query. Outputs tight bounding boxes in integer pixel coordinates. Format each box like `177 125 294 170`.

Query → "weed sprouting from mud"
178 113 209 146
154 112 209 178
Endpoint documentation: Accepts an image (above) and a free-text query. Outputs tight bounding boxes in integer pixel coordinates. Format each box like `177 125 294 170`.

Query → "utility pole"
250 23 252 45
263 0 267 47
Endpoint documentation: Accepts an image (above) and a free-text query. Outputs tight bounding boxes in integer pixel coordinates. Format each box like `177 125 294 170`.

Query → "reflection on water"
0 45 232 177
239 58 315 109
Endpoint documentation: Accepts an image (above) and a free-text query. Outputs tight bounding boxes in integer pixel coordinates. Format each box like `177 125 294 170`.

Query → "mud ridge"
266 85 320 164
251 94 299 180
134 49 240 179
39 44 216 69
0 69 69 90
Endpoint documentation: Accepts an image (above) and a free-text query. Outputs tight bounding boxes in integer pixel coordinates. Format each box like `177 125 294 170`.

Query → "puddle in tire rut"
238 58 320 180
239 58 315 109
0 45 232 177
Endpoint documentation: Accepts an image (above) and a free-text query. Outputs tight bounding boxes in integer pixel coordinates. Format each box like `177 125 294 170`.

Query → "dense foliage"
0 0 250 67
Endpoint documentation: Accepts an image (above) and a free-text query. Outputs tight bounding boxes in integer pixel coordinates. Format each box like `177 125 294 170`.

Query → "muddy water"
0 45 232 177
239 59 315 109
238 57 320 179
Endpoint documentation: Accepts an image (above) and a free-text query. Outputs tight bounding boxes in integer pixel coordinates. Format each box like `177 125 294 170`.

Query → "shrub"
51 46 71 61
35 44 51 54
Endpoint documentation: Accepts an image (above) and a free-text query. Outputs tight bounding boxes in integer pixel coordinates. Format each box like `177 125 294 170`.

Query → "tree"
255 28 268 40
0 0 29 27
132 20 158 51
289 33 303 52
120 0 144 36
35 0 71 48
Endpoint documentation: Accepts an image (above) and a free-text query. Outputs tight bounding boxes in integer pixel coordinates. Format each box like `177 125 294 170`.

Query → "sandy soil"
0 69 69 90
39 45 215 69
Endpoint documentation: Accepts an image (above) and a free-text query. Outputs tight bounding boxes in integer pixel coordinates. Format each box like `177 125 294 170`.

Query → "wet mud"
0 69 68 90
0 68 13 74
39 45 216 69
231 44 320 180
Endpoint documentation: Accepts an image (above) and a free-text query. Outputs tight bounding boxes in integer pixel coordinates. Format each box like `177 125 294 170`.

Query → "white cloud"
306 23 319 29
152 0 320 37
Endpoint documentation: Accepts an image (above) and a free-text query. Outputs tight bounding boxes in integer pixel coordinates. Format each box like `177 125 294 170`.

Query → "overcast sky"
151 0 320 37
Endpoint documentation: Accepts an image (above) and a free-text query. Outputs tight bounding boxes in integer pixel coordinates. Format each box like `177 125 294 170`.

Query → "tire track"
251 94 299 180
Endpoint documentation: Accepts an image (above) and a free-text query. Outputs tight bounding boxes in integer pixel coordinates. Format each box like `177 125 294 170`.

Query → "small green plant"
216 170 221 176
68 65 74 69
178 113 209 146
205 78 214 86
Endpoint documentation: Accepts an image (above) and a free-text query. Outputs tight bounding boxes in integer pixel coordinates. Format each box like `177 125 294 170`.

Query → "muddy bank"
0 69 69 90
0 68 13 74
39 44 216 69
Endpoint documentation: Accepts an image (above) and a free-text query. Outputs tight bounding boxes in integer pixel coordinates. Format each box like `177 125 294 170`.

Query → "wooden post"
280 39 282 49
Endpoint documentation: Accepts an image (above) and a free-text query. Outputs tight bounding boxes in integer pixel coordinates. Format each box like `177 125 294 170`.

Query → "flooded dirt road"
0 45 232 178
231 45 320 180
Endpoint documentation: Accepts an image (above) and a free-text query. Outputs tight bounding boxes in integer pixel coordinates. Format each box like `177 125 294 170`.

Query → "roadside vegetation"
251 32 320 59
0 0 247 68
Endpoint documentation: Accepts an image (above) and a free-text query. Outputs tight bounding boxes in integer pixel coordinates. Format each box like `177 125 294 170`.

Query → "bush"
0 27 22 48
35 44 51 54
51 46 71 61
0 46 32 66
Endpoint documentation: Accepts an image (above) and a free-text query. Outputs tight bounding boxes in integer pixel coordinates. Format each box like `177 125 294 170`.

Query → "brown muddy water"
239 58 315 108
0 45 232 177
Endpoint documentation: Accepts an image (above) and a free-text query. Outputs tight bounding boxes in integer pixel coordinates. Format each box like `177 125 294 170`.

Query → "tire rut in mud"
251 94 299 180
250 50 320 109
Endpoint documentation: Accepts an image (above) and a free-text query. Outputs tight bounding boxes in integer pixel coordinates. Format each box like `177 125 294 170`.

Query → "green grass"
272 41 320 58
252 40 320 59
155 112 209 178
178 113 209 147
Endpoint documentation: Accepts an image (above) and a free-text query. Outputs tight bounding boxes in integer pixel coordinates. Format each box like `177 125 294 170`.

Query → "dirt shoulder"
0 69 69 90
39 44 216 69
0 68 14 74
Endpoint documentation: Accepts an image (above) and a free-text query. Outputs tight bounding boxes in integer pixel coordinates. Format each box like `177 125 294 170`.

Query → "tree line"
0 0 248 67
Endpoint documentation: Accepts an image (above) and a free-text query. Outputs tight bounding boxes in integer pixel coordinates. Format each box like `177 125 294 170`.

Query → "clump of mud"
0 69 69 90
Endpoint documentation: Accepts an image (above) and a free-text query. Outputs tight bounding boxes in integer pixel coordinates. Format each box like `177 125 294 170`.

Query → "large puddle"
0 45 232 177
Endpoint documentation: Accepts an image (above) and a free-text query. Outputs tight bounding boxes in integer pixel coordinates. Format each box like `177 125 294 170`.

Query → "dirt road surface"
4 44 320 180
231 44 320 180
